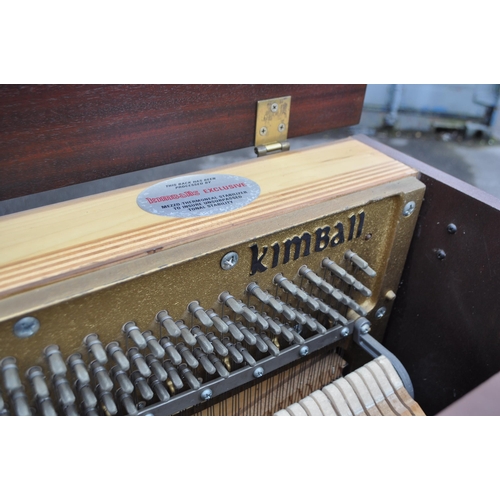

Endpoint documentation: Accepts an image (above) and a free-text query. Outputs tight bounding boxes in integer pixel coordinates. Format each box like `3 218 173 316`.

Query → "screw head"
259 126 268 136
436 249 447 260
299 346 309 357
137 401 146 410
278 123 286 133
340 327 349 337
447 223 457 234
293 324 303 334
360 323 371 334
375 307 387 319
253 367 264 378
13 316 40 339
403 201 416 217
200 388 213 401
220 251 239 270
271 103 278 112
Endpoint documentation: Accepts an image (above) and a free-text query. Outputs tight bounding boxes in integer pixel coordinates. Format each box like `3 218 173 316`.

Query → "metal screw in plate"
403 201 416 217
220 251 239 270
278 123 286 133
340 327 349 337
375 307 387 319
259 126 268 136
360 323 371 334
436 249 447 260
299 346 309 357
271 103 278 112
13 316 40 339
200 388 213 401
447 223 457 234
253 367 264 378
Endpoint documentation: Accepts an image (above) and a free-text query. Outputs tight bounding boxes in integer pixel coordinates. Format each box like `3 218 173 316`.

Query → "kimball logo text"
249 212 365 275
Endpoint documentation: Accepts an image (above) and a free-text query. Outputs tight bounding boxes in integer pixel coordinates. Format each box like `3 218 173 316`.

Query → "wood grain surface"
0 84 366 200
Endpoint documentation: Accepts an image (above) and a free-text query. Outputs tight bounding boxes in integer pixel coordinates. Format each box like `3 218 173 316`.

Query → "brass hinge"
254 96 291 157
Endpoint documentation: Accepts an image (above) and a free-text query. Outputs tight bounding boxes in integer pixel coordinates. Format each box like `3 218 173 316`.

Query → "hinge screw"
271 103 278 112
259 126 268 136
278 123 286 133
220 251 239 270
403 201 416 217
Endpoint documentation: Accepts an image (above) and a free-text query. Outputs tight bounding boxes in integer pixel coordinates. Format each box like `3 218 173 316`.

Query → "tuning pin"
312 320 327 335
37 396 57 416
322 258 372 296
222 338 244 364
109 365 134 394
249 328 268 353
176 321 197 346
274 298 296 321
274 320 295 343
53 374 76 407
163 361 184 390
75 379 98 410
248 306 269 330
235 301 258 323
234 322 257 346
10 387 32 416
207 354 230 378
106 342 130 371
261 313 281 335
191 326 214 355
176 343 199 369
290 327 306 345
193 348 216 375
131 371 154 401
146 354 168 382
264 293 284 314
156 310 181 338
290 307 307 325
83 334 108 365
149 375 170 402
221 316 244 342
82 406 99 416
178 364 201 390
90 361 114 392
274 273 309 303
188 301 214 328
116 389 138 416
122 322 147 350
67 353 91 385
260 333 280 356
219 292 244 314
205 332 229 357
159 338 183 366
246 282 270 303
61 404 80 416
96 385 118 415
299 266 334 294
44 346 67 377
345 250 377 277
300 311 317 331
206 310 229 334
235 344 256 366
142 331 165 359
127 348 152 378
0 389 5 414
26 366 51 399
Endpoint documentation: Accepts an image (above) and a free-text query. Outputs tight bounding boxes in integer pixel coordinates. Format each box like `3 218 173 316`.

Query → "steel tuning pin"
127 348 152 378
274 297 296 321
205 332 228 357
122 321 147 350
163 361 184 390
221 316 244 342
322 258 372 297
207 353 230 378
159 338 183 366
83 334 108 365
106 342 130 371
259 333 280 356
82 406 99 416
37 396 57 416
109 365 134 394
299 266 334 294
90 361 114 392
10 387 32 416
53 374 76 407
219 291 244 314
67 353 91 385
344 250 377 277
289 306 307 325
234 322 257 346
156 310 181 338
299 310 317 331
312 320 327 335
193 348 216 375
176 343 199 369
75 379 98 410
96 385 118 415
146 354 168 382
235 300 258 323
130 371 154 401
176 321 197 346
142 331 166 359
246 282 270 303
261 313 281 335
222 338 244 364
274 319 294 344
249 327 268 353
206 309 229 334
26 366 51 399
289 327 306 345
44 345 67 377
235 344 256 367
0 357 23 393
116 389 138 416
178 364 201 391
188 301 214 328
62 404 80 416
149 375 170 402
191 326 214 354
248 306 269 330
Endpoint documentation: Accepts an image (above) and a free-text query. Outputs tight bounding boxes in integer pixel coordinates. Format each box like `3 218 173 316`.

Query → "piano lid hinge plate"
254 96 291 157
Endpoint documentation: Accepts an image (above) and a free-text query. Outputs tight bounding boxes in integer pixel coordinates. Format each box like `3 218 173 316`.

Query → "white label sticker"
136 173 261 217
